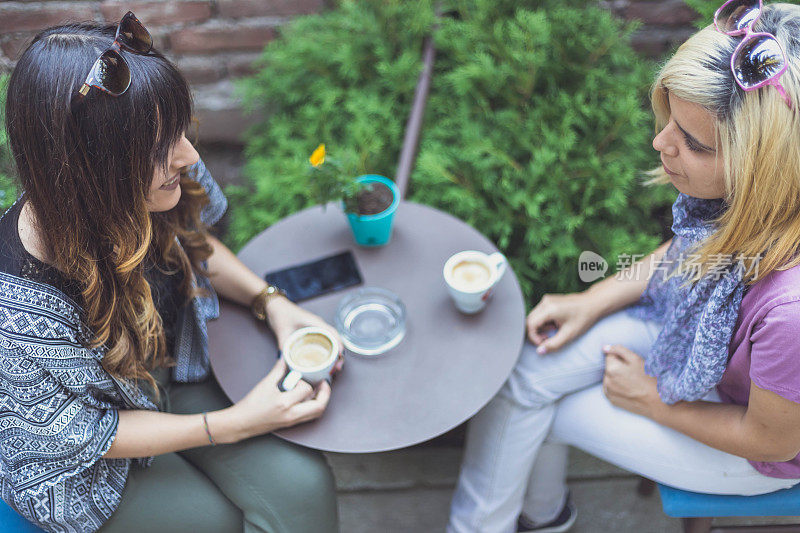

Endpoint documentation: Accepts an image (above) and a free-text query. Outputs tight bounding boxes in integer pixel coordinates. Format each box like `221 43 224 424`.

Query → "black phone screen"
264 251 363 302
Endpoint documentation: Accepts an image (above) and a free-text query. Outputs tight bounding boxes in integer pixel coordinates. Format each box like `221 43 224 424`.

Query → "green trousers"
98 366 339 533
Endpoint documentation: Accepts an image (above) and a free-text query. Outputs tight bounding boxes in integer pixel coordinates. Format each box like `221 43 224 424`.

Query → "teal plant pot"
345 175 400 247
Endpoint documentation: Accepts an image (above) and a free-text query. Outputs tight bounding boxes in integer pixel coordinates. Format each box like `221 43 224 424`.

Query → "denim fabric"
448 309 797 533
172 157 228 383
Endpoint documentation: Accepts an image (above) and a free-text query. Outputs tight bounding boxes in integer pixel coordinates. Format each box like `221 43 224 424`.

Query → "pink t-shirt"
717 262 800 478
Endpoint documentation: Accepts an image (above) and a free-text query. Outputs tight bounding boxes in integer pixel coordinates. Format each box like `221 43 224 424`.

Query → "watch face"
252 285 285 320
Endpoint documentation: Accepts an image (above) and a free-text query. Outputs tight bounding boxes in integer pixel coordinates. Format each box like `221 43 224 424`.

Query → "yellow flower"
309 144 326 167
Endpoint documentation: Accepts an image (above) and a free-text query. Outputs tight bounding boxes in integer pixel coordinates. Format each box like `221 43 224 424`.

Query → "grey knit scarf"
625 192 747 404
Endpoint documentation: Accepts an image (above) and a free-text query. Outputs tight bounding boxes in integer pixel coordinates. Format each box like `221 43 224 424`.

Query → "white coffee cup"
280 327 339 391
443 250 508 314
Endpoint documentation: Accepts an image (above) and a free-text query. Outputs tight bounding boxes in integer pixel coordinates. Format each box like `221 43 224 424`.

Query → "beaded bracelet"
201 411 216 446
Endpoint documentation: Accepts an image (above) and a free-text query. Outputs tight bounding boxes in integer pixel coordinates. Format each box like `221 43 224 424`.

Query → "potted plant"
308 144 400 247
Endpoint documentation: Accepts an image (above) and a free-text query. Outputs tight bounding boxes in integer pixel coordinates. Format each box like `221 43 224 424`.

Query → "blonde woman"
449 2 800 532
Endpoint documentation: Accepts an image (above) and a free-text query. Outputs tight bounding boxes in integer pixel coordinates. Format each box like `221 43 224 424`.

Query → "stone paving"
326 442 800 533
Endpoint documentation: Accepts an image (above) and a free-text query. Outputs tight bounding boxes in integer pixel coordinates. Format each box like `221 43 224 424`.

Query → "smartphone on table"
264 250 363 302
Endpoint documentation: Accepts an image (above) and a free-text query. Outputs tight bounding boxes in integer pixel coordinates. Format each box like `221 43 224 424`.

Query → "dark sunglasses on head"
72 11 152 103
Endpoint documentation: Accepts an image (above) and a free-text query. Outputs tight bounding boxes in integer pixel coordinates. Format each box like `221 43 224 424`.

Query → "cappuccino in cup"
280 327 339 391
286 333 333 369
443 251 507 314
450 260 492 292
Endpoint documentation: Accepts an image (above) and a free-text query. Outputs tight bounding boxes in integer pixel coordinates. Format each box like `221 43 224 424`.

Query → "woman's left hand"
602 344 662 419
265 297 345 373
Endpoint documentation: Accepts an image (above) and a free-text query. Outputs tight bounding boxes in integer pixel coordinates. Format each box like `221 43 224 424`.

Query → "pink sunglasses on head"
713 0 793 109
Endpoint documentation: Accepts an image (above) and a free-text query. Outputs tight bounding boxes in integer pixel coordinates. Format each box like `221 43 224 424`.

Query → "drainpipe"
395 28 437 200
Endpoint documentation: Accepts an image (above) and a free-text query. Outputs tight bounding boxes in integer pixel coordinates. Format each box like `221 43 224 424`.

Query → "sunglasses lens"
117 11 152 54
715 0 761 34
92 50 131 95
733 35 786 90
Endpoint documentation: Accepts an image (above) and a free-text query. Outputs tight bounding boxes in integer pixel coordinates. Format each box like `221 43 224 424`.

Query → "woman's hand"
225 358 332 442
526 292 605 354
602 344 662 419
265 296 345 372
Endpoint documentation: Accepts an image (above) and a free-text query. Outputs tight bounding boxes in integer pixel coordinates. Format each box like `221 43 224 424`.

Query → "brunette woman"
0 14 340 533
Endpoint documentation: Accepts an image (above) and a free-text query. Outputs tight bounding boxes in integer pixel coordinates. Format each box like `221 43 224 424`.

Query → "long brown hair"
5 22 213 394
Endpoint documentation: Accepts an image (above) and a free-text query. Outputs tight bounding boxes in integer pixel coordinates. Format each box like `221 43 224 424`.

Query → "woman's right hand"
526 292 604 354
226 358 330 442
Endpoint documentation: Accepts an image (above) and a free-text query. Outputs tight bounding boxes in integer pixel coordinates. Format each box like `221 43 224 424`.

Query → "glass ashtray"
335 287 406 356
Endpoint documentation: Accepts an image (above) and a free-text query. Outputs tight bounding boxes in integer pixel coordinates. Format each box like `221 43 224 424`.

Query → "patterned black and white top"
0 158 227 532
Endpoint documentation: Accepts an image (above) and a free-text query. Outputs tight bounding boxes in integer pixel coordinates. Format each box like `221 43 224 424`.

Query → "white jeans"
448 308 799 533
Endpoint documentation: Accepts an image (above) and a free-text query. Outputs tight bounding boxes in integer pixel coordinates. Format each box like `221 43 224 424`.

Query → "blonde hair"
644 3 800 286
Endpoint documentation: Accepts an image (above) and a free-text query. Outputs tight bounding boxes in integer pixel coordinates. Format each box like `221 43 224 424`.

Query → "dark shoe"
516 492 577 533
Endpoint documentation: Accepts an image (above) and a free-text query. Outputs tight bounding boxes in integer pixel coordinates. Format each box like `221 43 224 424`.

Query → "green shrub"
410 5 675 299
227 0 434 249
0 75 17 211
684 0 800 28
228 0 676 303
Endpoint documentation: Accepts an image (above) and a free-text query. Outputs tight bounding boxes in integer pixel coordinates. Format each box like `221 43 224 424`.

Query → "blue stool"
657 482 800 533
0 499 42 532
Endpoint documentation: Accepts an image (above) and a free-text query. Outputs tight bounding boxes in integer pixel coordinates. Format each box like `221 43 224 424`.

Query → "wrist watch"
250 284 287 321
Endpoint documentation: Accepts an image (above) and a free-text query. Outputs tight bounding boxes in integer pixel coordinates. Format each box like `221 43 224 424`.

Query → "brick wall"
0 0 324 166
0 0 698 187
603 0 699 56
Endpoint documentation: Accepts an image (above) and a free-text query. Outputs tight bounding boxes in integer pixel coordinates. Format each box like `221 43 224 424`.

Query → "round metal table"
208 201 526 453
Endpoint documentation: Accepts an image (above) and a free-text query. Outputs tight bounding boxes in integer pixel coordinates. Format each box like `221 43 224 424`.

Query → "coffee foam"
287 333 333 369
449 260 492 291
